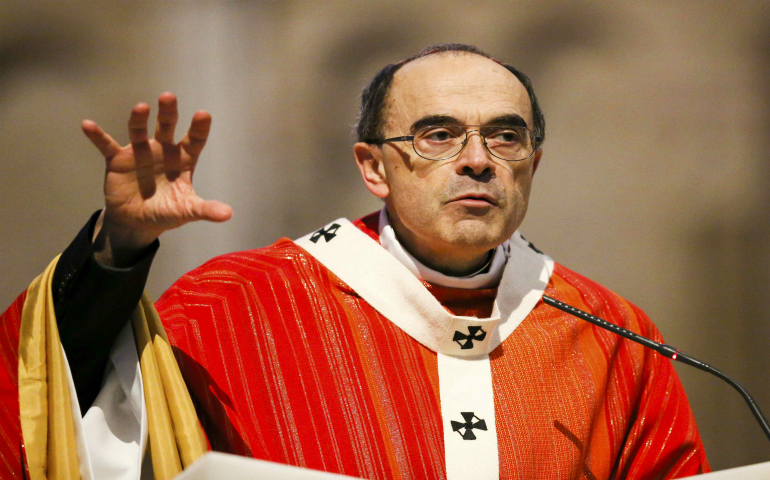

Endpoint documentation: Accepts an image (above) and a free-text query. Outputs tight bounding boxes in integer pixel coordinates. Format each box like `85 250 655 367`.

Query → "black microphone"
541 294 770 444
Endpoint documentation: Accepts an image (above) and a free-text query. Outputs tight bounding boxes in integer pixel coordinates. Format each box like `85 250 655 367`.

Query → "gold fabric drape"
18 257 207 479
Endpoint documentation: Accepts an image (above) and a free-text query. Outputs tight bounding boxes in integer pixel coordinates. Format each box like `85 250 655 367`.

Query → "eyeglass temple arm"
375 135 414 144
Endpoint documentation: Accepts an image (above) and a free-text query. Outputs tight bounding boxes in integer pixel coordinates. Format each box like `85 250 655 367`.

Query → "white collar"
295 218 553 354
377 208 510 289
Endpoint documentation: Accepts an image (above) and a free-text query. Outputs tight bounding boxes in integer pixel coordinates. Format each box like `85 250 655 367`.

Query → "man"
1 44 709 478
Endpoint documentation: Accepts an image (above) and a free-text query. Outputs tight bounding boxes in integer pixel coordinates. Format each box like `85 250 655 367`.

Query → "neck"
386 212 493 277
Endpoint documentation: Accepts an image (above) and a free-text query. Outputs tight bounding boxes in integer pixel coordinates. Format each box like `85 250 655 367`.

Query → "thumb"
191 199 233 223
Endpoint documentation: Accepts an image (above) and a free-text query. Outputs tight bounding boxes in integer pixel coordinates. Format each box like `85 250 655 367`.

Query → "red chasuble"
0 213 709 479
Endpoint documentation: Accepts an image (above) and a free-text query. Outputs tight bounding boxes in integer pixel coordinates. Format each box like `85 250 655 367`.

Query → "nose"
454 130 493 176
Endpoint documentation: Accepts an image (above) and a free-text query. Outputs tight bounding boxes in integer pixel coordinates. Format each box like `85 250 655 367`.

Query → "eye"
485 127 523 144
418 126 463 143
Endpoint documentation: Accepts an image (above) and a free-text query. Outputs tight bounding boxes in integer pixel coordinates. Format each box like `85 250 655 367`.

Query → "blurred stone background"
2 0 769 471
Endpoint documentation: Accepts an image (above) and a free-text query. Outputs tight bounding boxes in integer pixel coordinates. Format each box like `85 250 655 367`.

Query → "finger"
179 111 212 159
81 120 121 158
128 103 153 166
154 92 178 144
128 103 150 144
191 199 233 223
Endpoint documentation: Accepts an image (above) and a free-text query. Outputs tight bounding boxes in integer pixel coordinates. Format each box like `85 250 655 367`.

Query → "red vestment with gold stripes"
0 213 709 478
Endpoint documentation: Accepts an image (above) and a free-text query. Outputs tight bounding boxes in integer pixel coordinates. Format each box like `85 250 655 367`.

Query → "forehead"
385 53 533 132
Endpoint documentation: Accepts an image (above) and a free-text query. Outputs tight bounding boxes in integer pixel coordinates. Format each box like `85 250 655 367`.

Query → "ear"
354 142 390 199
531 146 543 177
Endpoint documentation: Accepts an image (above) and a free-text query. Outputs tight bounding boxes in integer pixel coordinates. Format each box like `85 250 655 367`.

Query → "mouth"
448 193 499 207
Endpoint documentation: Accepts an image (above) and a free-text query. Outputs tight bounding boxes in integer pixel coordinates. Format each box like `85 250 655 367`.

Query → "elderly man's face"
355 52 541 273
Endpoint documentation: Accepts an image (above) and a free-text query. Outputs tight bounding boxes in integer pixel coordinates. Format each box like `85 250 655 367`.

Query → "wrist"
92 210 161 268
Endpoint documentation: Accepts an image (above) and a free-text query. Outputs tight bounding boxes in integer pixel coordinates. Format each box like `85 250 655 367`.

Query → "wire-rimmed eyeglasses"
371 125 542 162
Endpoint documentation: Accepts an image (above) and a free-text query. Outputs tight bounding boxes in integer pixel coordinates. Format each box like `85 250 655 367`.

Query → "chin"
440 219 509 250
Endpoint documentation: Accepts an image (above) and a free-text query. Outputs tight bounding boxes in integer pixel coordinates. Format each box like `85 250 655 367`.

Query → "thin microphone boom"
541 294 770 444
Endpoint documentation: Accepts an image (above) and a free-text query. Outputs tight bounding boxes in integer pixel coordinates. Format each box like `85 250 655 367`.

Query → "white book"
175 452 361 479
178 452 770 479
682 461 770 479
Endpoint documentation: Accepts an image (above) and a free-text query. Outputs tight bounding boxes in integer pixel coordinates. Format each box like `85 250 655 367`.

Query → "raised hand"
82 92 232 266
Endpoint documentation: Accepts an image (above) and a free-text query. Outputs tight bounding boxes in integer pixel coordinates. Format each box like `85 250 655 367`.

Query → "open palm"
82 92 232 253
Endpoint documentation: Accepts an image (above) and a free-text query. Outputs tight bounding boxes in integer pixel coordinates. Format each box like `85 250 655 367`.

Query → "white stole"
295 218 553 480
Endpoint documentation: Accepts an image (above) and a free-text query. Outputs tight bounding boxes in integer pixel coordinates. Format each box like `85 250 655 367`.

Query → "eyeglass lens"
413 125 534 161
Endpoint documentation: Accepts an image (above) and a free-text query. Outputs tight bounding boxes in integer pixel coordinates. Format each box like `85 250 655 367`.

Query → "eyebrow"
485 114 528 128
409 115 461 133
408 113 528 134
